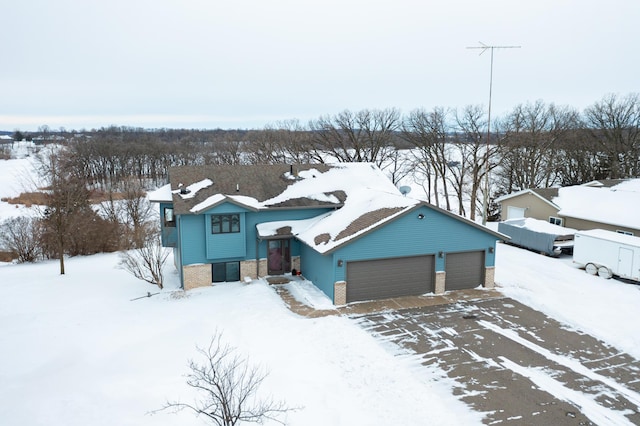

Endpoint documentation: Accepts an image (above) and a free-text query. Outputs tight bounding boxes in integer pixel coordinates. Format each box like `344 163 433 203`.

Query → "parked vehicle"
498 218 576 257
573 229 640 282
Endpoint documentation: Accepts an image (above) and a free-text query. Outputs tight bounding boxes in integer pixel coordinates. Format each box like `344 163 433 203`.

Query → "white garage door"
506 206 526 219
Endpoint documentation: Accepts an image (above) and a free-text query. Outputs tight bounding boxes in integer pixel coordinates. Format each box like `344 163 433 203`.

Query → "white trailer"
573 229 640 282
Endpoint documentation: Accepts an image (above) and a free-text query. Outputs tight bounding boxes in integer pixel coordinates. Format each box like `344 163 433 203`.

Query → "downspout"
256 235 260 279
177 215 184 289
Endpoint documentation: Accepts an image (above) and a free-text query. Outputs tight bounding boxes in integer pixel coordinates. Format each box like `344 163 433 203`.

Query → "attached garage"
444 251 485 291
346 255 435 303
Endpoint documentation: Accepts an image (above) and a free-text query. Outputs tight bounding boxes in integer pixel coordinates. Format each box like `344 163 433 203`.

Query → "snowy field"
2 148 640 425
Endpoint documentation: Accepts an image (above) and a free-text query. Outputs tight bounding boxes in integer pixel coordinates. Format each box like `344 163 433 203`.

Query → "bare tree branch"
151 332 294 426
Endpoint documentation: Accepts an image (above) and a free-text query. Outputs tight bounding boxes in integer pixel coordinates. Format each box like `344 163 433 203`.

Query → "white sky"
2 0 639 131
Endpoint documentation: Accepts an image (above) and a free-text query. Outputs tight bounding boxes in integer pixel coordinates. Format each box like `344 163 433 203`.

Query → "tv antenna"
467 42 521 225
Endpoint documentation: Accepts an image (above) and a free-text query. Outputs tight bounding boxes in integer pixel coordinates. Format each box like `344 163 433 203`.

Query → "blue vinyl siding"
246 208 332 259
300 244 336 301
159 202 177 247
180 203 332 265
200 203 251 215
205 213 246 259
180 215 208 264
332 206 498 283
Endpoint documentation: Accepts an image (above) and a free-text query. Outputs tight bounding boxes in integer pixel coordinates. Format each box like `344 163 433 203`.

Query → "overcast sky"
2 0 638 131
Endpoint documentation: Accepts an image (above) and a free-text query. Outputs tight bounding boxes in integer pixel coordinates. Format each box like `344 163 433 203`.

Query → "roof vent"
178 183 191 195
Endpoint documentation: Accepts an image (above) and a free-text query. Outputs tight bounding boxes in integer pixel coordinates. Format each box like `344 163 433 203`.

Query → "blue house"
149 163 505 305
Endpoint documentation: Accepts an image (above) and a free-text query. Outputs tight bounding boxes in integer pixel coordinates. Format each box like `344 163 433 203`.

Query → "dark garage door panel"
445 251 484 291
346 256 434 303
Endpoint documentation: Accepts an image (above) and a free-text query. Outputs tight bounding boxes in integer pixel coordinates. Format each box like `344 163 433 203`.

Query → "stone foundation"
484 266 495 289
239 256 301 280
183 264 212 290
240 259 266 281
435 271 446 294
334 281 347 306
291 256 301 274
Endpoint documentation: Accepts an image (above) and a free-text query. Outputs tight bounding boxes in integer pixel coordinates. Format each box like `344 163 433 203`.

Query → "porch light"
417 213 425 219
438 251 444 258
337 259 344 267
488 247 494 253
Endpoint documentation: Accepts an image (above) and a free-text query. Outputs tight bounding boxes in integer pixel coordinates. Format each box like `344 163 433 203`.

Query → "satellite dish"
399 186 412 196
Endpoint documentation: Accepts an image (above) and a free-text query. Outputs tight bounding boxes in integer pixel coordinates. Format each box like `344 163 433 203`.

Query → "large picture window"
211 214 240 234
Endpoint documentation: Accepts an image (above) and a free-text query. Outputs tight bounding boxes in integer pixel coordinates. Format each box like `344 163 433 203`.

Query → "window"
617 230 634 236
549 217 563 226
212 262 240 282
164 207 175 227
211 214 240 234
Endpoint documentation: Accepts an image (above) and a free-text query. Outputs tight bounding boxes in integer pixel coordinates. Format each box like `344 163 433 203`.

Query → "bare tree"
37 147 93 274
121 180 155 248
308 108 401 167
453 105 494 220
246 120 315 165
402 107 453 211
0 217 42 263
118 228 169 289
155 332 291 426
583 92 640 179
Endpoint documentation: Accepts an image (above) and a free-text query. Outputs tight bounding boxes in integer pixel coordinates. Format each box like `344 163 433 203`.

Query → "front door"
618 247 634 278
268 239 291 275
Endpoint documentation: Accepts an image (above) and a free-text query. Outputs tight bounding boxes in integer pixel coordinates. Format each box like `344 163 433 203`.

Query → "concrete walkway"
270 280 504 317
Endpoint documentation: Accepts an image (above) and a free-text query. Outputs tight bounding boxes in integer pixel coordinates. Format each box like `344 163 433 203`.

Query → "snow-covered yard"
2 147 640 425
0 254 477 426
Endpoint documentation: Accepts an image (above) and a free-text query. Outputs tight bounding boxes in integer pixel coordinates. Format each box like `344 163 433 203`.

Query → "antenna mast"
467 42 520 225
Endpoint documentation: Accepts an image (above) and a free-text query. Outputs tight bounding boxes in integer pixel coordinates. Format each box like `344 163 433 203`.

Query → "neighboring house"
149 163 505 305
496 179 640 236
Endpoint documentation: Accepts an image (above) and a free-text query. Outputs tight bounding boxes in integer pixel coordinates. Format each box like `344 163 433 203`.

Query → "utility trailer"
573 229 640 282
498 218 576 257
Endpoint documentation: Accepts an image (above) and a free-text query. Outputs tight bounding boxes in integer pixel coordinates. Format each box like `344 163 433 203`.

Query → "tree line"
2 92 638 265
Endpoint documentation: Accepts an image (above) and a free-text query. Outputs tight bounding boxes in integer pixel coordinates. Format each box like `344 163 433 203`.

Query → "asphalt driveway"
352 297 640 425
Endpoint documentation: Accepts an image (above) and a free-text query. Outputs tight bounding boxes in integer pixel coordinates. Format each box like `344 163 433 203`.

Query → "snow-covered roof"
553 180 640 230
175 178 213 199
495 188 559 208
164 162 504 253
497 179 640 231
258 194 506 254
503 217 577 235
576 229 640 247
257 190 420 253
166 163 399 215
147 184 172 202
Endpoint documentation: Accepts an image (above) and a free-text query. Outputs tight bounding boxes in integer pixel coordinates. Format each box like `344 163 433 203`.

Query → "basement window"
212 262 240 282
617 230 634 236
